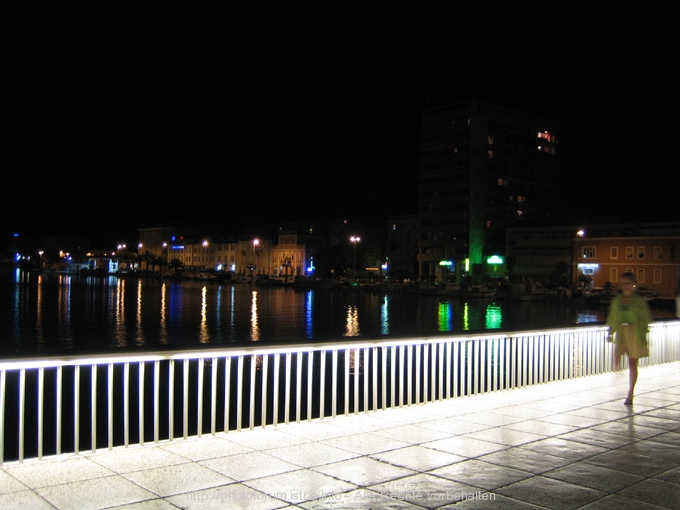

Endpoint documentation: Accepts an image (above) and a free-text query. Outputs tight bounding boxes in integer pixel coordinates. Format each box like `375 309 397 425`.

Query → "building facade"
417 100 565 282
575 236 680 297
505 222 680 297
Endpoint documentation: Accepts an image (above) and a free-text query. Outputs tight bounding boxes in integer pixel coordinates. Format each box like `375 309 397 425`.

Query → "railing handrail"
0 324 612 370
2 321 678 465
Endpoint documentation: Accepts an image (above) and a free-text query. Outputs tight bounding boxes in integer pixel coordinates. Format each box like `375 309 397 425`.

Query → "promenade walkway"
1 362 679 510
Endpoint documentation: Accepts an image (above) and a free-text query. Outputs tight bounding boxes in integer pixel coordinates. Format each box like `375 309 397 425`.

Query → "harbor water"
3 268 676 357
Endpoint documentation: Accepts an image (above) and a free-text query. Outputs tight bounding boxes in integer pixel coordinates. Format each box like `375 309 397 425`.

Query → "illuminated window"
611 268 618 282
537 131 556 143
538 145 556 155
654 269 662 284
626 247 634 259
637 269 645 283
497 178 508 186
517 196 526 203
488 150 494 159
610 247 618 259
582 246 596 258
637 247 645 259
488 136 494 144
654 246 662 259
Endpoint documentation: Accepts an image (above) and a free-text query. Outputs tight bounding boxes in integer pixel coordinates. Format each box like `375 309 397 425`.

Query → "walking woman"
606 272 653 405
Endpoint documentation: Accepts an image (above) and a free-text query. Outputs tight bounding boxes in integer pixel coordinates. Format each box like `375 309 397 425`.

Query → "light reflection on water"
5 268 675 355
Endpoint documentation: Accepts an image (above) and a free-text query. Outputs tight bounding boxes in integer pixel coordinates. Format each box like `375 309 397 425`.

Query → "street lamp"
253 238 259 274
350 236 361 276
575 230 585 288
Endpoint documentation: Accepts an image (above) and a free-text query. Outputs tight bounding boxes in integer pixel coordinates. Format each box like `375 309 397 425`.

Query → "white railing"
1 322 679 465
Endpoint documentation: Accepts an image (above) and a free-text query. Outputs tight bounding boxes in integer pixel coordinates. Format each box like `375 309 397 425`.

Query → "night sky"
4 5 678 247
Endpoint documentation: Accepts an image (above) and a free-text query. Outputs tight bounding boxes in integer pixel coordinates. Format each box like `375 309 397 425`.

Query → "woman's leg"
625 357 638 404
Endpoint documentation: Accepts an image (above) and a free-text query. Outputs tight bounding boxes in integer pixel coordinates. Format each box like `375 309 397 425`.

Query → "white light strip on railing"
0 370 5 463
108 364 114 450
38 368 44 460
74 366 80 455
91 364 97 454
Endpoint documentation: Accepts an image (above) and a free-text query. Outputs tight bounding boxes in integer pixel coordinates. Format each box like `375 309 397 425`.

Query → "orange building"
574 235 680 298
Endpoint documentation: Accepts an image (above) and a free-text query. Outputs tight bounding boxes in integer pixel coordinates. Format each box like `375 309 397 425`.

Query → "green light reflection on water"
438 301 453 331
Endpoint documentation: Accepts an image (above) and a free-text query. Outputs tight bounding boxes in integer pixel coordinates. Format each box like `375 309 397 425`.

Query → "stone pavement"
1 362 679 509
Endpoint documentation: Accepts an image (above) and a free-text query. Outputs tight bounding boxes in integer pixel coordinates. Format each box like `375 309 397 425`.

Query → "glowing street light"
350 236 361 275
253 238 259 274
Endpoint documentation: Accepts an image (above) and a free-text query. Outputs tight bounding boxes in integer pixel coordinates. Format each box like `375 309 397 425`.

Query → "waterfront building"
386 213 419 279
573 234 680 298
138 226 177 256
270 228 324 277
417 100 566 282
505 222 680 298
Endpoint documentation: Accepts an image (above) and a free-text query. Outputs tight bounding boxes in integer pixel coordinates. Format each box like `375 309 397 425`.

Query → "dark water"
2 268 676 357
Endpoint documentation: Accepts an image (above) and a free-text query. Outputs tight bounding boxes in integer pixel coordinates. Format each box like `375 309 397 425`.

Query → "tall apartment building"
418 100 566 282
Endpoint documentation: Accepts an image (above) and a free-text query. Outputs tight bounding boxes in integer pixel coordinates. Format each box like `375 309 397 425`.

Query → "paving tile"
312 456 415 486
566 406 630 420
441 493 553 509
617 479 680 509
217 428 310 450
586 421 666 440
273 421 356 441
654 466 680 486
488 405 556 419
35 475 157 510
3 456 116 489
0 469 30 493
523 400 586 413
243 469 357 504
266 442 359 468
502 419 578 437
199 451 299 481
167 483 289 510
87 446 190 474
478 447 572 474
535 413 609 428
368 423 451 444
369 473 485 510
584 449 677 477
323 432 411 455
123 462 232 497
159 436 254 461
577 493 669 509
520 437 608 461
617 440 680 463
0 489 56 509
646 431 680 448
464 427 545 446
641 408 680 421
495 476 605 510
416 417 493 435
299 488 424 509
429 458 532 491
370 445 466 471
454 411 526 427
620 414 680 431
327 414 401 432
557 428 639 449
543 462 644 493
110 500 182 510
423 435 509 458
